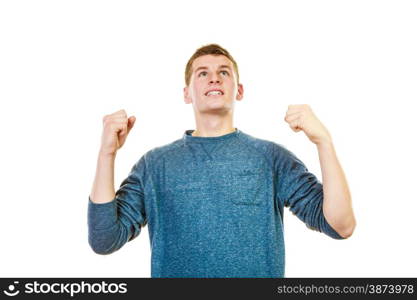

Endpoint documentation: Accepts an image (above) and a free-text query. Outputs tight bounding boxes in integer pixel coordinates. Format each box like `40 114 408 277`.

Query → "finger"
108 122 127 133
103 118 128 128
111 112 127 119
289 120 302 132
112 109 127 116
288 104 309 109
106 111 127 120
287 104 310 115
118 124 128 137
284 113 301 123
127 116 136 133
106 116 128 123
290 125 302 132
287 104 303 114
103 114 127 124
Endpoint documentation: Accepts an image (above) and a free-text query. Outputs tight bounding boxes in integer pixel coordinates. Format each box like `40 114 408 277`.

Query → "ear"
183 86 192 104
236 83 244 101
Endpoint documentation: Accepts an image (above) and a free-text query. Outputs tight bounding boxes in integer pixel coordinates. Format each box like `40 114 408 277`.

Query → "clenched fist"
284 104 332 145
100 109 136 156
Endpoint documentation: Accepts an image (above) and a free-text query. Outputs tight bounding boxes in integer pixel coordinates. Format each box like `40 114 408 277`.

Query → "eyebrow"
194 65 232 73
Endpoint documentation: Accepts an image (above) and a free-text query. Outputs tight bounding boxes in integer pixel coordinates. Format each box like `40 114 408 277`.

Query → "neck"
192 111 235 137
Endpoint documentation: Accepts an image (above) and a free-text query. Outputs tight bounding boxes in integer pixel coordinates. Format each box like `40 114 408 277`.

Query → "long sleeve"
274 144 345 240
88 155 148 255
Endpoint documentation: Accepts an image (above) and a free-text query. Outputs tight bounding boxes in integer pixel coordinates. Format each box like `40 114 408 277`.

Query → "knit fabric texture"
88 128 344 278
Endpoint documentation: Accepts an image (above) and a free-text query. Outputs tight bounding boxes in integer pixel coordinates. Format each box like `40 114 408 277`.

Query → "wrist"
316 138 334 151
98 149 117 159
313 131 332 147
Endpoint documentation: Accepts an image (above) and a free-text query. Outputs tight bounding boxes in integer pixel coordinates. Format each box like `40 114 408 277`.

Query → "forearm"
90 152 117 204
317 140 356 238
88 152 130 255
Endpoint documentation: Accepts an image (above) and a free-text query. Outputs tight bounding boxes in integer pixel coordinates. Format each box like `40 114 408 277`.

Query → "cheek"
193 83 204 95
226 82 237 94
189 87 201 100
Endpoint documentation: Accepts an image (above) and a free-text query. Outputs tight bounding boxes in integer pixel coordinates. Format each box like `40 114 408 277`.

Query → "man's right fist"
100 109 136 156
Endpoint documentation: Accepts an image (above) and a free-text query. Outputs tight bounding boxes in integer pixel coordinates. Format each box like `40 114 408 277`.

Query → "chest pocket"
226 167 265 206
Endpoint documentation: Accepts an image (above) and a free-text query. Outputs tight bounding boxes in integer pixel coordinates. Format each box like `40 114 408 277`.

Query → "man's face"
184 55 243 114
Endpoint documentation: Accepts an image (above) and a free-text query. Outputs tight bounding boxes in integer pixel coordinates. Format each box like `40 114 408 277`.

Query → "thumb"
127 116 136 133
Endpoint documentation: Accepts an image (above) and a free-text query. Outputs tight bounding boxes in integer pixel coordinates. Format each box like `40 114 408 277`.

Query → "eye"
198 71 207 77
220 70 229 76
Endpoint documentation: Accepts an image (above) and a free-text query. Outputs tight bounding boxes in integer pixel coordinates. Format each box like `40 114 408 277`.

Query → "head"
183 44 244 114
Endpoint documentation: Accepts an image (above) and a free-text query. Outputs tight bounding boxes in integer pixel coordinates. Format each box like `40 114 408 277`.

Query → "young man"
88 44 356 278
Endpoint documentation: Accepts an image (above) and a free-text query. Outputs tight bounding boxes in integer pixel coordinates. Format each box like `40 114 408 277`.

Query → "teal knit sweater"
88 128 344 278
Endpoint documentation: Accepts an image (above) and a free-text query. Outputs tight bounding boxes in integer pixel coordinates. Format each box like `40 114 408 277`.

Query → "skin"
284 105 356 238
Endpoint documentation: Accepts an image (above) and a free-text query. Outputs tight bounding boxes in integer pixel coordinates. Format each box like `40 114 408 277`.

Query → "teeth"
206 91 222 96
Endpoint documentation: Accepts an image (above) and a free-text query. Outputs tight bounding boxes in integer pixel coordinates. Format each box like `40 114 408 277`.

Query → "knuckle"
105 117 114 125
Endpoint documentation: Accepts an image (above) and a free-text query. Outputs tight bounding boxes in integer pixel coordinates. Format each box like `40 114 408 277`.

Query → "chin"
201 103 233 114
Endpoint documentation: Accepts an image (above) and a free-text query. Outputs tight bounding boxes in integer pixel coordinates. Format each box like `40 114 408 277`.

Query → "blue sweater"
88 128 344 278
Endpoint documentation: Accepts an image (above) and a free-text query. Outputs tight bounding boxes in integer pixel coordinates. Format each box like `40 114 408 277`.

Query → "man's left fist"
284 104 332 145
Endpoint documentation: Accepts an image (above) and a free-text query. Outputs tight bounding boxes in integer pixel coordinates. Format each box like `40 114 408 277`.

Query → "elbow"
337 219 356 239
88 236 117 255
87 223 134 255
323 204 356 239
89 242 113 255
90 245 114 255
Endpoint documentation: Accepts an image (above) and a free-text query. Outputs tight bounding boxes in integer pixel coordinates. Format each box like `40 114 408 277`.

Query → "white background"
0 0 416 277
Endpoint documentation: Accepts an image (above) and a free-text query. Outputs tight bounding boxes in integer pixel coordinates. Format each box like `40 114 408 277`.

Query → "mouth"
205 89 224 97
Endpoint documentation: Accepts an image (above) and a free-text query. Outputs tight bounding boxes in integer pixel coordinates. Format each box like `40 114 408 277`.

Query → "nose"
209 73 222 84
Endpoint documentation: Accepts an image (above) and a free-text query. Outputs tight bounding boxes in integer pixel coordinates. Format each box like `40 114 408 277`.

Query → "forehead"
191 54 233 71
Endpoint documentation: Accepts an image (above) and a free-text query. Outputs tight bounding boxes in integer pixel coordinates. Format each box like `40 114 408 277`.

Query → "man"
88 44 356 278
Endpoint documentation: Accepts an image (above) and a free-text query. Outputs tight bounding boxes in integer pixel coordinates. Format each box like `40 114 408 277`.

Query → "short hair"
184 43 240 86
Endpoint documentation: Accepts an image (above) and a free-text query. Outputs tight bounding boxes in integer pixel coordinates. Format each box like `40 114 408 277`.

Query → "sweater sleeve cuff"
88 196 117 230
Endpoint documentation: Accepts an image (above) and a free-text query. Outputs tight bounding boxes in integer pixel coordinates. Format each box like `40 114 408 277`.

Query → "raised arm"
88 110 146 255
284 104 356 238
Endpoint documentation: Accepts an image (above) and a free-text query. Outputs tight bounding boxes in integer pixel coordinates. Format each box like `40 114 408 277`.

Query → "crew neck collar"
183 128 240 144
